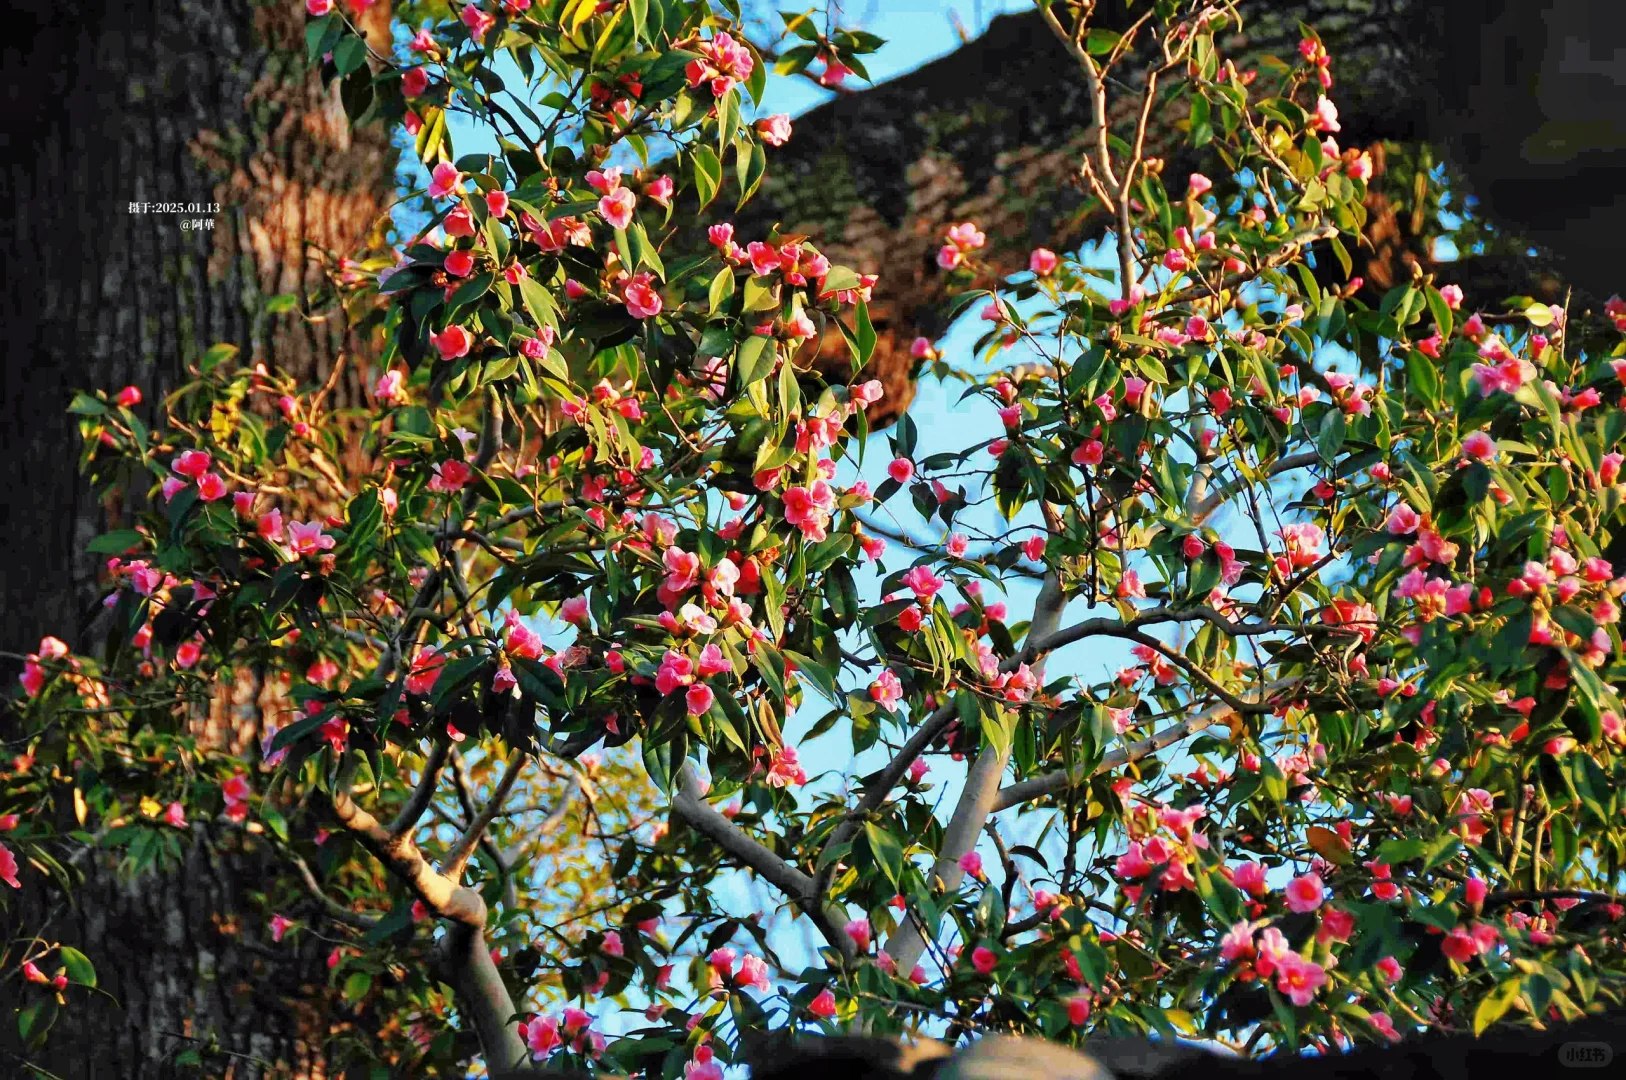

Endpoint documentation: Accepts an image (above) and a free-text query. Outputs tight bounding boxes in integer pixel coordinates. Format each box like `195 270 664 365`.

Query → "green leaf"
59 946 96 987
853 299 876 370
1316 407 1346 464
735 138 766 209
1474 976 1523 1033
88 529 144 555
736 335 776 389
333 35 368 76
863 821 905 887
344 971 373 1002
201 342 239 373
1425 286 1454 339
708 267 736 314
1407 348 1443 408
742 275 779 312
68 392 107 416
692 144 722 209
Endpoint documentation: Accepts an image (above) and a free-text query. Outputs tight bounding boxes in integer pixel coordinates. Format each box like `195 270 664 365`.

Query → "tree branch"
672 763 856 964
389 736 452 838
883 571 1067 972
993 677 1300 810
288 851 381 931
443 749 529 879
329 754 526 1071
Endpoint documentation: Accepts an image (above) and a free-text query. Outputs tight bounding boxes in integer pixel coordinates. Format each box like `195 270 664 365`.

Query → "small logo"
1559 1042 1613 1068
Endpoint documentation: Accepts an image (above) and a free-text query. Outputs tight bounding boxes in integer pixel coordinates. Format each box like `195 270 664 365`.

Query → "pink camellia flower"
560 596 590 626
460 2 495 41
270 913 293 943
375 369 406 404
196 473 228 501
755 114 793 146
766 746 807 787
1220 921 1255 961
443 205 476 237
845 918 873 952
870 669 903 712
687 1046 725 1080
1370 1013 1402 1042
161 475 188 502
1275 953 1327 1005
1232 861 1268 896
1067 995 1092 1026
808 988 838 1018
624 273 663 319
707 947 737 980
430 324 472 360
818 58 852 87
257 508 285 543
1029 247 1058 276
521 1015 561 1058
1439 283 1464 310
1312 96 1341 133
428 161 463 199
902 565 944 600
173 449 212 479
306 0 333 15
1376 955 1403 983
444 249 475 277
1285 871 1325 913
959 851 984 879
1461 431 1496 460
641 175 674 209
887 457 914 484
0 842 21 888
286 519 335 557
599 186 637 230
1188 172 1213 196
406 647 445 695
970 945 998 975
1022 535 1046 561
685 683 715 716
401 66 429 98
117 385 142 407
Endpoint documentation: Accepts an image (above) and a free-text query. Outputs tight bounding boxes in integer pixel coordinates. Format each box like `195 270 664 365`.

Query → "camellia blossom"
286 520 335 557
870 669 903 712
1285 872 1325 913
430 324 472 360
755 114 793 146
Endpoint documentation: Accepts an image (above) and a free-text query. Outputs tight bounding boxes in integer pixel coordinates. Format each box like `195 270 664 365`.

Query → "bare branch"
443 749 529 879
672 763 857 964
330 756 487 929
883 572 1067 972
1191 450 1322 525
289 851 381 931
993 678 1300 810
390 736 452 839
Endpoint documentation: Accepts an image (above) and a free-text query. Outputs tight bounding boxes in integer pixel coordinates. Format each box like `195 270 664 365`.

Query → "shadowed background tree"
0 0 398 1074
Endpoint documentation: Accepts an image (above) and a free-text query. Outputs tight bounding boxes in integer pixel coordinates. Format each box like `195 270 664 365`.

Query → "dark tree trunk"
0 0 392 661
0 1 396 1075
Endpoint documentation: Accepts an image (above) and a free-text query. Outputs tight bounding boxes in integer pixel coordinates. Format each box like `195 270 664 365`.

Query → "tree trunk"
0 0 392 661
753 0 1617 427
0 1 395 1075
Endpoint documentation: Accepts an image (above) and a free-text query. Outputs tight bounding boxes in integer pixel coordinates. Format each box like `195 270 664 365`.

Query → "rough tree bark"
752 0 1621 427
1 1 396 1075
